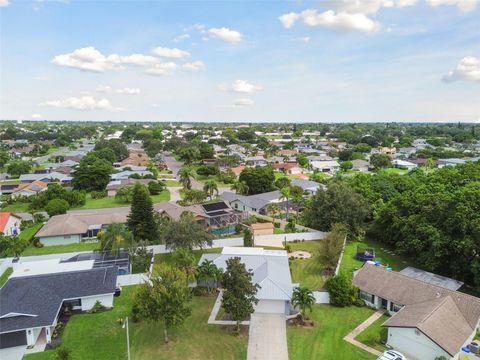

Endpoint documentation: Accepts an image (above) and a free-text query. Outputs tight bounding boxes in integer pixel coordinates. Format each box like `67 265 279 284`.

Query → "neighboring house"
245 156 268 167
310 160 340 173
277 149 297 157
272 163 303 175
351 159 370 172
18 172 70 184
221 190 282 214
354 263 480 360
105 178 154 197
250 222 274 236
381 147 397 157
11 180 48 198
0 265 117 351
35 208 129 246
290 179 323 194
110 170 153 181
392 159 418 170
230 165 245 177
198 247 293 314
121 150 150 166
0 184 18 196
437 158 467 168
397 147 416 158
0 212 21 236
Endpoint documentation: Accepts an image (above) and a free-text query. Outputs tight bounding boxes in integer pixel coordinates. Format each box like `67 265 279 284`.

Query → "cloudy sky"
0 0 479 123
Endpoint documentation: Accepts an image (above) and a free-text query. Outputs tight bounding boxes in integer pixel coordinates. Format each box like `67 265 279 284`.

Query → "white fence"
255 231 326 243
117 273 148 286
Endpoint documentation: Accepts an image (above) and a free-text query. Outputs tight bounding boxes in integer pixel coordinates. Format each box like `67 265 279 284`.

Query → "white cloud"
145 62 177 76
40 96 120 111
151 46 190 59
221 80 261 94
234 98 254 106
279 13 301 29
208 27 243 43
182 61 206 72
0 0 9 7
97 86 141 94
442 56 480 82
116 54 159 66
426 0 478 12
31 114 43 120
173 34 190 43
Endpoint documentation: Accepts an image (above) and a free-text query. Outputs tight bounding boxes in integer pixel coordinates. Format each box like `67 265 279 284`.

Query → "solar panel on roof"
208 210 228 216
202 201 228 213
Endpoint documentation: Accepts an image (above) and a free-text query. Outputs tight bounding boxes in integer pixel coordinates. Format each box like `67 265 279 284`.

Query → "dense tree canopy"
239 166 275 195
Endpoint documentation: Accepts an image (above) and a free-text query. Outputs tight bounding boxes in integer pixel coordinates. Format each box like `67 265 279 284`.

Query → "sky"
0 0 479 123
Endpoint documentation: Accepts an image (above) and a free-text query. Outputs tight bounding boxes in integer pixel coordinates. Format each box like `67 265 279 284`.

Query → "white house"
310 160 340 173
0 265 117 351
198 247 293 314
392 159 418 170
354 263 480 360
0 212 22 236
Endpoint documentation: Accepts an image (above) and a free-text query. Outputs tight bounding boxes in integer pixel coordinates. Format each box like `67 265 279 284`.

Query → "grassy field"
22 242 100 256
288 304 376 360
0 267 13 288
340 239 412 274
25 286 247 360
1 201 30 212
288 241 327 290
78 191 170 209
19 223 43 242
355 313 389 352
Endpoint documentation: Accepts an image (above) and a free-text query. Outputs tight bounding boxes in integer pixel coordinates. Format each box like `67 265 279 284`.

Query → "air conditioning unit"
468 341 480 354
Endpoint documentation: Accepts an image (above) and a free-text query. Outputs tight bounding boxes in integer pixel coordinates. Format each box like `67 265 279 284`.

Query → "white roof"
12 259 94 278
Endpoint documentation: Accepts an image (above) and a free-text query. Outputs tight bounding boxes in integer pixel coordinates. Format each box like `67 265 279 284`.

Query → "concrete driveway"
247 313 289 360
0 346 27 360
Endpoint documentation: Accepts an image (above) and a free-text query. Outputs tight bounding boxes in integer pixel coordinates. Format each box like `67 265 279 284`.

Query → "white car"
377 350 407 360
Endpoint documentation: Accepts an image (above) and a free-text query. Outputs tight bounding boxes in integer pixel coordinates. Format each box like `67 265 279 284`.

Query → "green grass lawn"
0 179 20 185
288 304 377 360
78 191 170 209
22 242 100 256
340 239 412 275
288 241 327 290
1 201 30 212
274 227 285 234
154 247 222 266
377 168 410 176
355 314 389 352
25 286 247 360
164 179 181 187
19 223 43 242
0 267 13 288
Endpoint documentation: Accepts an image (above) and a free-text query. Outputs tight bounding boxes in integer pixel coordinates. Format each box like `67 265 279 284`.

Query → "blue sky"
0 0 479 123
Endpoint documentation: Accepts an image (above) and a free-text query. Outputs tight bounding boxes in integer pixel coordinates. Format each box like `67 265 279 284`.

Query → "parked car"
377 350 406 360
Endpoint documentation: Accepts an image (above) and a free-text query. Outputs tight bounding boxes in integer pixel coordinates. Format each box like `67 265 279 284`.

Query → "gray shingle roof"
0 268 117 333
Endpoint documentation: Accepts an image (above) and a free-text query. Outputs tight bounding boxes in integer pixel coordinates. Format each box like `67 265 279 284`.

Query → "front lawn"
21 242 100 256
340 239 412 275
164 180 181 187
19 223 43 242
0 267 13 287
288 304 377 360
25 286 247 360
355 314 389 352
288 241 327 290
78 191 170 209
1 201 30 212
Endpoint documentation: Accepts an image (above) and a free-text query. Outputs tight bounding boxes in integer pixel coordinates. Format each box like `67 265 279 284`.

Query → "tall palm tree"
230 180 249 195
292 287 315 324
203 180 218 200
100 223 133 255
279 186 291 220
173 248 197 284
178 166 194 190
198 259 218 292
267 203 280 224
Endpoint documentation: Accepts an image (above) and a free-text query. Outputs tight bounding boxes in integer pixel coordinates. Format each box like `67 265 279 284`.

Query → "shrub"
91 190 107 199
243 229 253 247
325 272 358 307
148 181 163 195
88 300 106 313
45 199 70 217
196 165 219 176
54 346 72 360
33 212 46 223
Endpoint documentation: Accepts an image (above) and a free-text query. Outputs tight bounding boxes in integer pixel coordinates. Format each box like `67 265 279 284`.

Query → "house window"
360 291 374 303
64 235 71 239
390 302 403 312
235 203 238 209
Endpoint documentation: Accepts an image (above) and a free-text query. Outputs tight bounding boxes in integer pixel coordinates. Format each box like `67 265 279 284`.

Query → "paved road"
32 147 68 164
247 313 289 360
163 153 204 190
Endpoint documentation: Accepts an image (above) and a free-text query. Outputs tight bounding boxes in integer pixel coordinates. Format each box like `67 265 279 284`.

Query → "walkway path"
343 310 384 357
247 313 289 360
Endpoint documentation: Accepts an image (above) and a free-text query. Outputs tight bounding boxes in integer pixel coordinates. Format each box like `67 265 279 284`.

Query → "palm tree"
279 186 291 220
178 166 194 190
173 248 197 284
198 259 218 292
99 223 133 255
292 287 315 324
267 203 280 224
203 180 218 200
230 180 249 195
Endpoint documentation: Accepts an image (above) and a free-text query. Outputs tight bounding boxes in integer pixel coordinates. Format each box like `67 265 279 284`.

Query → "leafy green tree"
325 272 357 307
243 229 253 247
72 155 112 191
45 198 70 216
203 180 218 200
6 160 34 176
230 180 249 195
266 203 280 223
318 223 347 271
303 181 369 235
197 259 222 293
94 139 128 161
280 187 291 219
222 257 259 332
133 264 192 343
198 143 214 159
340 161 353 172
178 166 195 190
127 184 157 242
99 223 133 255
370 154 391 170
0 234 28 257
172 248 198 283
182 189 207 204
115 186 134 203
179 147 200 164
148 181 164 195
239 166 275 195
0 150 10 168
275 177 291 190
93 148 116 164
162 212 213 250
292 287 315 323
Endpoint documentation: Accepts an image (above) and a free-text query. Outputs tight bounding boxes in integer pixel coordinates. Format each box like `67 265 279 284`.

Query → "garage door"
0 331 27 349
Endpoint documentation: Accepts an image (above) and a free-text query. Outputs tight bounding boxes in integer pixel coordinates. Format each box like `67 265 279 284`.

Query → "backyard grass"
288 241 327 290
288 304 377 360
78 191 170 209
0 179 21 185
22 242 100 256
25 286 247 360
274 227 285 234
0 267 13 287
1 201 30 212
340 239 412 275
355 313 389 352
154 247 223 266
19 223 43 242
